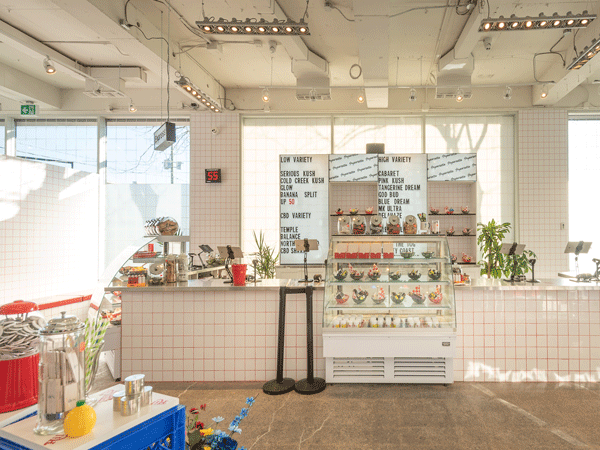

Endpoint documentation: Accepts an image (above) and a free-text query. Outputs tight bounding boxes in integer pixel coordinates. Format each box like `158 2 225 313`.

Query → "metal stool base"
294 377 326 395
263 377 296 395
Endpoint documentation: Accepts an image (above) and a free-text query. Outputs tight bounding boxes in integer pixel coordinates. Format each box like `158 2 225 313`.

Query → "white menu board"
328 154 379 182
427 153 477 181
280 155 329 265
378 155 428 255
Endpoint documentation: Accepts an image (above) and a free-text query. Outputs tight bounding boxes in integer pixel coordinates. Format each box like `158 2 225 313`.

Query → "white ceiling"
0 0 598 111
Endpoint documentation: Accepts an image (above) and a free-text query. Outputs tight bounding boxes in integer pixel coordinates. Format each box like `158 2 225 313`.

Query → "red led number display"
205 169 221 183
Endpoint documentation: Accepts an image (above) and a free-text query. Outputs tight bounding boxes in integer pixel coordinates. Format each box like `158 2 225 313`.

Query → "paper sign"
280 155 329 264
427 153 477 181
328 154 378 182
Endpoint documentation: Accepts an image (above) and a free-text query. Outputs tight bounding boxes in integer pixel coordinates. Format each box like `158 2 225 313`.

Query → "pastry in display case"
323 235 457 384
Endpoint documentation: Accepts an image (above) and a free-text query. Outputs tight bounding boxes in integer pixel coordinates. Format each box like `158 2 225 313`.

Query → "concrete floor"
92 360 600 449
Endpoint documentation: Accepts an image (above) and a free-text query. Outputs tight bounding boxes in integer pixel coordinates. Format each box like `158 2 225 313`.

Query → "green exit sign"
21 105 36 116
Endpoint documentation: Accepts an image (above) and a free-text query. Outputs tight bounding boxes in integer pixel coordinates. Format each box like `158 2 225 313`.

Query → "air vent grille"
393 357 447 379
332 357 385 378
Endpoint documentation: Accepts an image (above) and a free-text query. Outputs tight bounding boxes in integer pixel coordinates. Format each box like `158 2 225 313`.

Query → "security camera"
211 128 219 134
483 37 492 51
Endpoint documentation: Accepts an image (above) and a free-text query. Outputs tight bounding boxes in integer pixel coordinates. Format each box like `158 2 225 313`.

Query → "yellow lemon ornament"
64 400 97 438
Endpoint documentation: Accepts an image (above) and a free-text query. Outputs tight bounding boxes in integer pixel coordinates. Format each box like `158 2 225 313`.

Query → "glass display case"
323 235 457 384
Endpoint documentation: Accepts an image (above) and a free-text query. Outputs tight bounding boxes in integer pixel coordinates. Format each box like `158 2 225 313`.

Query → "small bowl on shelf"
400 251 414 259
350 271 364 281
451 254 458 264
461 206 470 214
367 264 381 280
365 207 374 215
422 251 435 259
462 228 472 236
335 292 349 305
352 288 368 304
446 226 455 236
349 208 359 215
462 253 472 263
428 269 441 281
428 291 443 304
372 288 386 305
389 270 402 281
430 207 440 215
408 269 421 281
335 208 344 215
334 268 348 281
409 292 426 304
391 292 406 304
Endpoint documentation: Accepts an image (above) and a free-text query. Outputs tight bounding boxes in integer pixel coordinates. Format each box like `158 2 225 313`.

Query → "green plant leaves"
252 230 279 279
476 219 511 279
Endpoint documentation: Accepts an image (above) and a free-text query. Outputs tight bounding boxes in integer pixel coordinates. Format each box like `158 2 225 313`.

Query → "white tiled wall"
455 288 600 382
190 113 240 253
121 286 600 383
0 156 99 305
518 110 569 277
121 289 324 382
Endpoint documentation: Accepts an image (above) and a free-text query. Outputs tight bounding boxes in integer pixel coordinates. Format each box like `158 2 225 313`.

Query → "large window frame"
241 114 516 259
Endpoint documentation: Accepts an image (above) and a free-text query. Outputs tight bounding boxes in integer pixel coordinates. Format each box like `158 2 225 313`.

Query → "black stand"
223 245 235 284
263 287 295 395
295 285 326 395
300 251 313 283
527 258 540 283
502 242 525 283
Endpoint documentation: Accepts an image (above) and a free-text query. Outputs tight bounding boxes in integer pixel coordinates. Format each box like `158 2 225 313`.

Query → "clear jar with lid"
34 312 85 435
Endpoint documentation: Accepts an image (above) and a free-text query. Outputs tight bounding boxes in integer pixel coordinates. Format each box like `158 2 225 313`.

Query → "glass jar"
337 216 350 235
34 312 85 435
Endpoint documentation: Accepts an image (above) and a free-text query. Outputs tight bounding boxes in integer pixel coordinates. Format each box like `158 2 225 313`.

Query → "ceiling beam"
353 0 389 108
0 61 61 109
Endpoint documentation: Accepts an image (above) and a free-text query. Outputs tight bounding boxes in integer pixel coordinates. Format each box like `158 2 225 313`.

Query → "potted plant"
477 219 511 279
252 231 279 279
502 249 537 279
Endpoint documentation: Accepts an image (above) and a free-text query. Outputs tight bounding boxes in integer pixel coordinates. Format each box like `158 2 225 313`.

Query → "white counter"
114 278 600 384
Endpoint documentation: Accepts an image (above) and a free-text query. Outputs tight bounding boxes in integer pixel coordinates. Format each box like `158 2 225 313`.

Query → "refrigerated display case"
323 235 457 384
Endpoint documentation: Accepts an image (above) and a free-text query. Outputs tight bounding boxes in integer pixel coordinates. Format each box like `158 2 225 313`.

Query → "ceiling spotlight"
456 88 464 102
479 11 595 32
262 88 270 103
129 102 137 112
174 75 222 113
568 35 600 70
540 85 548 98
198 19 310 35
503 86 512 100
357 92 365 103
409 88 417 102
43 57 56 75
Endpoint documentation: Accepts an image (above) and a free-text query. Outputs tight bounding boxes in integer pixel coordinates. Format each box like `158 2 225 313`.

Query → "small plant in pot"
252 230 279 279
477 219 511 279
502 249 537 280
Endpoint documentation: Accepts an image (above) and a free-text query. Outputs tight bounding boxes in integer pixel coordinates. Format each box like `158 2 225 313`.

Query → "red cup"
232 264 247 286
148 243 154 252
0 353 39 413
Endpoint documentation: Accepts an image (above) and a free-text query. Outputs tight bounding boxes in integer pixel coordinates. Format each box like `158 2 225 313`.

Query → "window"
242 117 331 254
426 115 515 232
568 117 600 271
15 119 97 172
106 119 190 184
0 120 4 155
334 116 422 153
242 114 516 261
105 119 190 268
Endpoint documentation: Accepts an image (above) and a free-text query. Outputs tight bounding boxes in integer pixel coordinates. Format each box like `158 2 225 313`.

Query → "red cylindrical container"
0 353 39 413
232 264 247 286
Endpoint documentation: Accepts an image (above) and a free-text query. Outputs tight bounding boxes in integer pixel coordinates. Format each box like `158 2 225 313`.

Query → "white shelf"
143 235 190 242
331 258 447 264
326 302 451 310
330 280 450 285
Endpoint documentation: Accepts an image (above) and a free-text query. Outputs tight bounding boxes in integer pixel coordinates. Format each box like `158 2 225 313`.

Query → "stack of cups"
112 374 153 416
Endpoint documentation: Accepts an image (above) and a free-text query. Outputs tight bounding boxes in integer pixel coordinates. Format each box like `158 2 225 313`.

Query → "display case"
323 235 457 384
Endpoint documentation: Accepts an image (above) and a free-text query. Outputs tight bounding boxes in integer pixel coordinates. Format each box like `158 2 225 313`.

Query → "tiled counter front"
455 286 600 382
120 287 324 382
